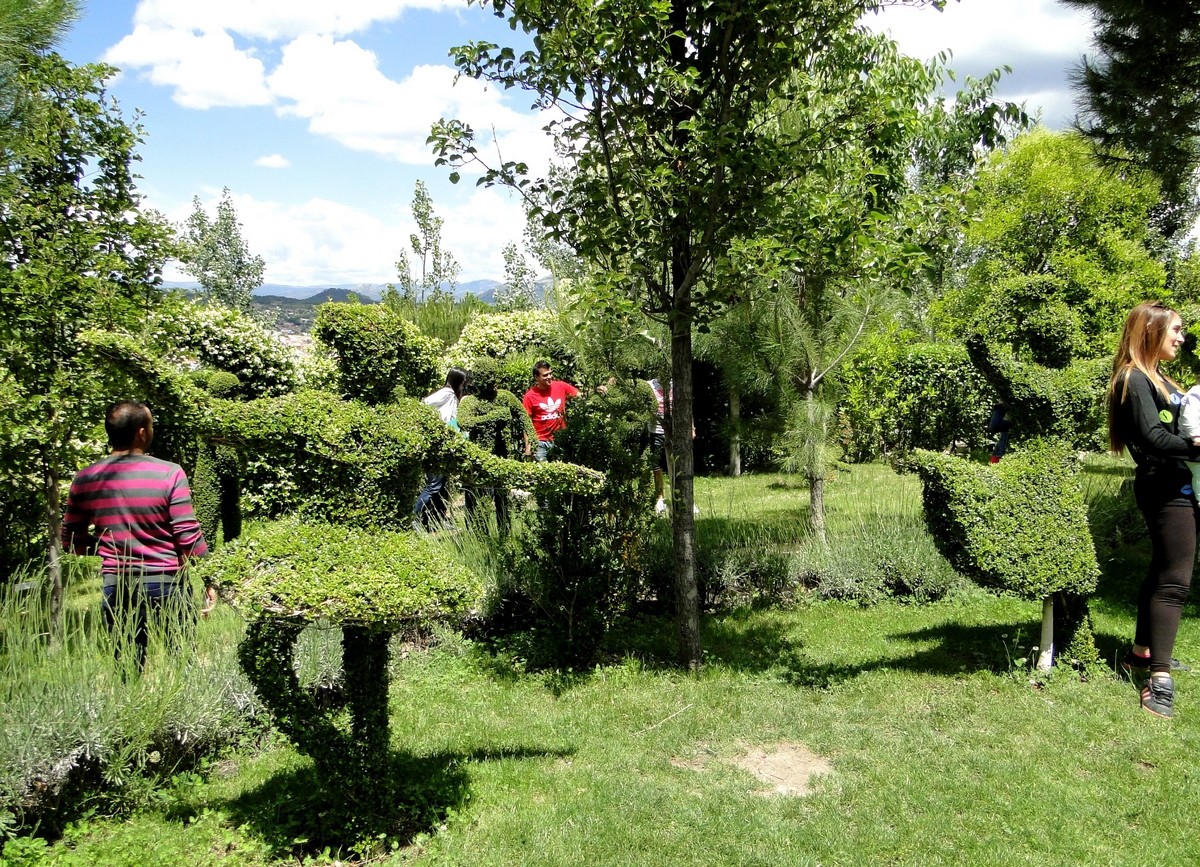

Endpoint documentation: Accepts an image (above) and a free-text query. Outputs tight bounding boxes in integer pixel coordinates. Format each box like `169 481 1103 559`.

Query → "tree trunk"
342 625 392 784
1036 596 1054 671
44 463 63 638
670 316 702 670
728 387 742 477
1052 590 1098 668
804 387 827 546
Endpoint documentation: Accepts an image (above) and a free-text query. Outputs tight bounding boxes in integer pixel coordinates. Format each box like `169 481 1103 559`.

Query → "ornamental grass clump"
0 563 261 837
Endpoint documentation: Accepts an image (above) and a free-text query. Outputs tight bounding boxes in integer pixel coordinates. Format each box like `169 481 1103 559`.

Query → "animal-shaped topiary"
80 329 604 844
911 439 1100 670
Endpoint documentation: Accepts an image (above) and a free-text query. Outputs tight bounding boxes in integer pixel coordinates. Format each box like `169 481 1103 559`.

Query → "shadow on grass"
188 744 572 860
703 613 1046 689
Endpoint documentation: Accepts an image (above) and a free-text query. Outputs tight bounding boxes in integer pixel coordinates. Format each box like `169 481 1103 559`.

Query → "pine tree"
1064 1 1200 235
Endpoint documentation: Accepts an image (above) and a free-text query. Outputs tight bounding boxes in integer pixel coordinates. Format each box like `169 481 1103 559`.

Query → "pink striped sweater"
62 454 208 584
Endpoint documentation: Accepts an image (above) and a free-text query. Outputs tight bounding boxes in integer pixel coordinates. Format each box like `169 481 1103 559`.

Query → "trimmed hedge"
910 440 1099 666
965 334 1108 451
312 302 442 404
910 441 1098 599
194 516 484 625
197 513 486 849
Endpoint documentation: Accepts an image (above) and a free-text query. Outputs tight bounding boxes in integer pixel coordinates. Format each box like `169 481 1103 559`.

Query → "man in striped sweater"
62 400 210 670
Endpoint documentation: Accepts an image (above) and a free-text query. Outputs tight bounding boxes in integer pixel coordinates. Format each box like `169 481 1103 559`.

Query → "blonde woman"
1108 301 1200 718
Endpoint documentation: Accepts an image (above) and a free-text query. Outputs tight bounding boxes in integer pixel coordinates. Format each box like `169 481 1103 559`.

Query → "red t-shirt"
522 380 580 442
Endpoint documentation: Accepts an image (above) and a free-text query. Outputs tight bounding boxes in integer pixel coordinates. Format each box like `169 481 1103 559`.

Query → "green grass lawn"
16 464 1200 866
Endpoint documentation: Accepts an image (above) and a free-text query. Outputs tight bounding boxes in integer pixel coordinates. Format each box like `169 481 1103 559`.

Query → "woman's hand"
201 585 218 619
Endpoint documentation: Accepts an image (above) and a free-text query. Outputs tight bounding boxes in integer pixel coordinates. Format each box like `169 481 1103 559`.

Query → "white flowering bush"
444 308 571 372
293 344 340 393
146 296 298 397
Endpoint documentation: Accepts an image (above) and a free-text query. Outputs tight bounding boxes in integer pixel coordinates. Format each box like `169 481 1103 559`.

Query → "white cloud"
268 38 554 172
165 188 526 286
107 4 554 172
440 187 530 282
867 0 1091 63
865 0 1093 128
254 154 291 168
105 25 272 109
127 0 454 41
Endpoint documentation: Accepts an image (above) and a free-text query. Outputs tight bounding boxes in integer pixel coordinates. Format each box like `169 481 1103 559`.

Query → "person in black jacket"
1108 301 1200 718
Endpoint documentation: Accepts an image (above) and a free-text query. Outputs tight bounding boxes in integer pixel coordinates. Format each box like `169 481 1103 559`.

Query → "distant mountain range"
162 279 504 304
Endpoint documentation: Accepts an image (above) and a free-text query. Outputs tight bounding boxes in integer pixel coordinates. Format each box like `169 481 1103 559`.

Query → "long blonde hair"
1108 300 1182 454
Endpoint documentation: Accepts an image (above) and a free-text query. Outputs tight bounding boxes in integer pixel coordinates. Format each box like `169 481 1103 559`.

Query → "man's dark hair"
105 400 151 450
532 360 551 381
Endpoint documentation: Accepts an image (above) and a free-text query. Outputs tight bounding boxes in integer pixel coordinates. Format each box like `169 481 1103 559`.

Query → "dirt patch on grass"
671 742 832 797
735 743 832 797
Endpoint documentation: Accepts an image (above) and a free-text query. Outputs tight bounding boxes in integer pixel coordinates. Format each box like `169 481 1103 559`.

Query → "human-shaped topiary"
192 370 243 544
457 356 536 532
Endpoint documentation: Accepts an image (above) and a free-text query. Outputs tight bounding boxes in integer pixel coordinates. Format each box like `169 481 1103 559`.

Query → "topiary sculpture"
81 328 604 845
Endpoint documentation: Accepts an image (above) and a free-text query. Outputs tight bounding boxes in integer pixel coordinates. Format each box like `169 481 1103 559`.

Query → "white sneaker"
654 498 667 515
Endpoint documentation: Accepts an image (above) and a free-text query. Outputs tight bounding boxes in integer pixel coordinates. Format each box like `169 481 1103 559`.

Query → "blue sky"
59 0 1095 287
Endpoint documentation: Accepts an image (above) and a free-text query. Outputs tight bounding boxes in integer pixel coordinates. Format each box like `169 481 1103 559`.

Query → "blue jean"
534 440 555 462
101 578 194 672
414 473 450 529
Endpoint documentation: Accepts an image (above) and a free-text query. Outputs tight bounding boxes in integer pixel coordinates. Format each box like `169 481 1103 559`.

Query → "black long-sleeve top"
1112 368 1200 501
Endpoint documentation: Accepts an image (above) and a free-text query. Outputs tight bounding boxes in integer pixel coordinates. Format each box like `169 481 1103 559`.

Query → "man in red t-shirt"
522 360 580 461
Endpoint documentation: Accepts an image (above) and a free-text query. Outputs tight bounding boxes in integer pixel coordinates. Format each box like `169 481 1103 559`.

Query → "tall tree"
179 188 265 312
0 0 78 139
930 128 1165 363
1064 1 1200 237
434 0 952 667
395 179 459 303
0 53 173 618
496 240 537 310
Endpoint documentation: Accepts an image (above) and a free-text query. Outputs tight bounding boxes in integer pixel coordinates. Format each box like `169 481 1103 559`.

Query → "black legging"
1135 496 1198 674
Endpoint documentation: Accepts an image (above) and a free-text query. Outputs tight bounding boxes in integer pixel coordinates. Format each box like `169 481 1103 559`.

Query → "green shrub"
836 334 996 462
312 302 441 403
492 384 657 667
203 369 241 398
209 391 602 529
910 440 1100 665
444 308 575 380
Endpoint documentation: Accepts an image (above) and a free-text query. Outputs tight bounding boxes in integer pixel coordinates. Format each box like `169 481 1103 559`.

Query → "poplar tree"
180 188 266 312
